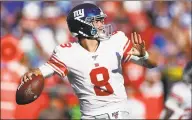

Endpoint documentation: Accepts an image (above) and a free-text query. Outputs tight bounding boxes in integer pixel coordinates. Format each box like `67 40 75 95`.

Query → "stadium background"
1 1 191 119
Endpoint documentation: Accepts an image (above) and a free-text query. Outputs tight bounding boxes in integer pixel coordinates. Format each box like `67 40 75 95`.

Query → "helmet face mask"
67 3 113 40
95 24 113 40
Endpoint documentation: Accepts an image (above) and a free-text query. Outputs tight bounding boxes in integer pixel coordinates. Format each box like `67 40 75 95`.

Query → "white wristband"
39 63 54 78
141 51 149 60
130 51 149 61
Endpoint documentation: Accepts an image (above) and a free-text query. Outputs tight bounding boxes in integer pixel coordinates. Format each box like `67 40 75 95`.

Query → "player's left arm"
126 32 157 68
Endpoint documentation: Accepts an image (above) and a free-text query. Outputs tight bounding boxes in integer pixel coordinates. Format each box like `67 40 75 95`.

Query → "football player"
21 3 157 119
160 61 192 119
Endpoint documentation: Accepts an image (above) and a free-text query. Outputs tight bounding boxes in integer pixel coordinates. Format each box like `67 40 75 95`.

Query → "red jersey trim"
123 55 131 63
47 61 64 77
47 55 68 77
51 55 67 68
123 40 132 62
112 31 118 35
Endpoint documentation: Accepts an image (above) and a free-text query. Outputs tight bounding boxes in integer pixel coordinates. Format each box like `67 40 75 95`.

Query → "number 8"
90 67 114 96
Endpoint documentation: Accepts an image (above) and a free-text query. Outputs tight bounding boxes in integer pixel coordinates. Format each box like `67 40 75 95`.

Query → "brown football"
16 74 44 105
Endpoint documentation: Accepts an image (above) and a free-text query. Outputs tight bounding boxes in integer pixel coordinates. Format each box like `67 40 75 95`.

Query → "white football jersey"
39 31 133 116
165 82 192 119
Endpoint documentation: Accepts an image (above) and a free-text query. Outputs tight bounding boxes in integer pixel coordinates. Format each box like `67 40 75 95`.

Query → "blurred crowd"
1 1 191 119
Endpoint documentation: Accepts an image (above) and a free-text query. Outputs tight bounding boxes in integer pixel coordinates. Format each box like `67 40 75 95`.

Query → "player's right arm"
22 45 68 83
21 68 46 83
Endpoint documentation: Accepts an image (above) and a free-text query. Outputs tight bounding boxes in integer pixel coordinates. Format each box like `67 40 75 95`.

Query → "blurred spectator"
1 67 21 119
154 2 171 29
126 68 164 119
100 2 131 35
127 97 146 119
1 35 27 119
160 61 192 119
1 35 23 64
38 84 80 119
56 1 72 15
38 92 67 119
14 92 50 119
16 2 48 68
1 1 24 37
140 68 164 119
34 1 71 57
1 4 9 37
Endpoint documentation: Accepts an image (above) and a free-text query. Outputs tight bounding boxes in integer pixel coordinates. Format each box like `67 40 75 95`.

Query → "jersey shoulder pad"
111 31 127 39
59 41 75 49
48 42 75 77
110 31 129 46
50 42 76 59
55 41 77 53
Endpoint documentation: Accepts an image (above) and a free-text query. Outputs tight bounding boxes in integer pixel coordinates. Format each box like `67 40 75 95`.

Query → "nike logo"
92 55 98 60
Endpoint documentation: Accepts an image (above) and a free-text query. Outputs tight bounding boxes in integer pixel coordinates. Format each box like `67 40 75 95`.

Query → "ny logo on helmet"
73 9 84 20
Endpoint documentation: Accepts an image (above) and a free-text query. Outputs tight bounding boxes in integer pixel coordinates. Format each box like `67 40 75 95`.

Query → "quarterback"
160 61 192 119
21 3 157 119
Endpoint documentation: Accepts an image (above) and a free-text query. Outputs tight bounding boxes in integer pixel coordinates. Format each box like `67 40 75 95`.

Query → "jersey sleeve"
39 63 54 78
122 38 132 63
41 45 68 78
112 31 133 62
119 31 133 62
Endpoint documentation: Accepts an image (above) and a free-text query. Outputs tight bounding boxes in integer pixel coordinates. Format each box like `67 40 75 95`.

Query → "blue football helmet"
67 3 112 40
183 61 192 84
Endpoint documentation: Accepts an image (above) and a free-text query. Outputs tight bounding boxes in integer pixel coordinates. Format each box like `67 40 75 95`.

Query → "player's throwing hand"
21 69 42 83
127 32 146 57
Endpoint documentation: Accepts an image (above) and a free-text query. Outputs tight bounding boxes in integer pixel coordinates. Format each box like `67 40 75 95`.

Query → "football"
16 74 44 105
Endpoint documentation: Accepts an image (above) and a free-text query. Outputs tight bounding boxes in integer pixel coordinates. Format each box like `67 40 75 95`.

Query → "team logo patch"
92 55 98 60
73 9 84 20
94 63 99 67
